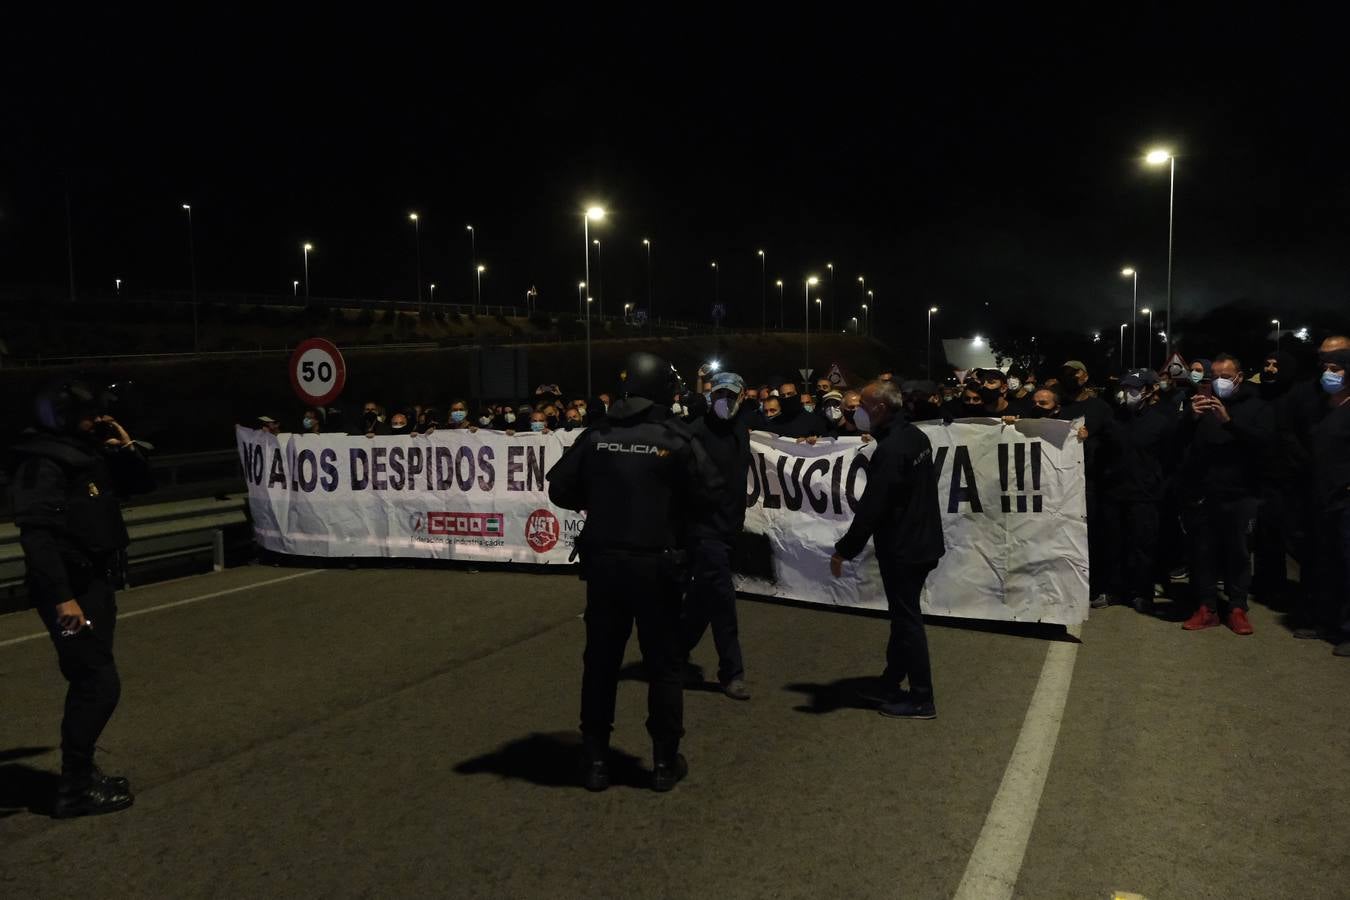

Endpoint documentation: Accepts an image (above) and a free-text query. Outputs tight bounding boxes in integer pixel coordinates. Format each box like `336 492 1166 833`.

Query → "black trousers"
877 559 938 699
1099 496 1161 601
35 576 121 780
1307 506 1350 634
1182 496 1260 611
1085 482 1106 596
1252 487 1308 602
680 538 745 685
580 553 685 746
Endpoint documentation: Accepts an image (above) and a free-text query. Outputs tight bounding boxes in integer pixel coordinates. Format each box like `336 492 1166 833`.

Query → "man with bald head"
829 380 946 718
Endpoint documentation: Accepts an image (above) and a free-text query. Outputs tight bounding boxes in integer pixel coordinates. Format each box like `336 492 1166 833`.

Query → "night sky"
4 10 1347 346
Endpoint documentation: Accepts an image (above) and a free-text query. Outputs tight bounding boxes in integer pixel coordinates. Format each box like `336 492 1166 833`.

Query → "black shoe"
91 766 130 794
722 678 751 701
878 695 937 720
1090 593 1114 609
857 679 904 705
652 754 688 792
1292 626 1331 640
581 737 610 792
1132 596 1156 615
53 777 134 819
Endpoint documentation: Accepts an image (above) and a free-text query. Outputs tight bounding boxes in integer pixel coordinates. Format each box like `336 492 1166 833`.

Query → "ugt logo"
525 509 560 553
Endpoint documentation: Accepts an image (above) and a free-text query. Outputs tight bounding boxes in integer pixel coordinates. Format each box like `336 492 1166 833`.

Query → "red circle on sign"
288 337 347 407
525 509 560 554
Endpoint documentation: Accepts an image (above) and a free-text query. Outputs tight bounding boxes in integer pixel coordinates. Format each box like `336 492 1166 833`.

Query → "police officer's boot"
651 741 688 793
52 770 134 819
582 735 610 793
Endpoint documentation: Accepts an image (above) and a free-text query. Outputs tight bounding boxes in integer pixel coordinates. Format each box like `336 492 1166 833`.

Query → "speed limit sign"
288 337 347 407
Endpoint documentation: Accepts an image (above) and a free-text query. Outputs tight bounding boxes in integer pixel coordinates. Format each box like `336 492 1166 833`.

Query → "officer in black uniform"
548 352 721 792
9 381 154 817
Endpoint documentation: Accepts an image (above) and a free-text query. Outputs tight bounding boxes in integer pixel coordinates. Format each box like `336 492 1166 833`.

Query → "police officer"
9 380 154 817
681 371 752 701
829 379 946 719
548 352 721 792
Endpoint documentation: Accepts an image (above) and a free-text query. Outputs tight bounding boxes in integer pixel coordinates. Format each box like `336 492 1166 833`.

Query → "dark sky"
4 10 1347 346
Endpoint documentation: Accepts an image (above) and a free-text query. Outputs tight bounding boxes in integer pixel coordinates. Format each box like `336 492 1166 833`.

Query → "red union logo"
524 509 560 553
423 512 505 536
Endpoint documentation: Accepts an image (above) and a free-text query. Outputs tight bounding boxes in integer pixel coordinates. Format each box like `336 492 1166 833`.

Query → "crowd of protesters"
251 335 1350 656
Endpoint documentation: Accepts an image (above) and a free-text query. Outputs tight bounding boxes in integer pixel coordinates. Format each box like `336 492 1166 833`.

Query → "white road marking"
953 623 1083 900
0 570 325 648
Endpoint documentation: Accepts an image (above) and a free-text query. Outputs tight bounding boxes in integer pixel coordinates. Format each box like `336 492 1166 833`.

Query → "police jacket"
834 418 946 566
688 404 753 542
8 432 155 607
1101 401 1179 503
547 398 722 556
1177 382 1274 501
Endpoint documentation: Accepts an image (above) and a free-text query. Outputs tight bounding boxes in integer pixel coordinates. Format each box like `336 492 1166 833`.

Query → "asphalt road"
1 564 1347 899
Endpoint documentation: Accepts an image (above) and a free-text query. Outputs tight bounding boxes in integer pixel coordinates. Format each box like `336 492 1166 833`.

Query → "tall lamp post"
866 289 874 336
927 306 938 378
430 283 436 305
1271 318 1281 351
115 278 122 298
803 275 819 369
1142 308 1155 369
476 265 485 307
642 238 653 323
1145 149 1176 359
583 206 605 398
466 225 477 308
710 260 719 311
302 242 313 298
861 303 869 336
593 239 604 319
826 263 835 330
1121 267 1138 367
757 249 766 333
182 204 198 353
292 279 299 297
1119 323 1128 369
776 280 784 329
409 213 422 307
815 297 822 332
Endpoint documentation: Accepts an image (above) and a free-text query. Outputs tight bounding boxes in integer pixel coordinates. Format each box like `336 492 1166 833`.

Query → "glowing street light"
1145 147 1177 357
292 279 299 296
1141 308 1154 368
466 224 477 308
582 206 606 398
1119 323 1127 365
642 238 653 323
476 264 486 305
757 249 767 333
1271 317 1281 350
114 278 121 297
302 242 314 298
815 296 822 332
927 306 939 377
804 275 819 368
1121 267 1139 367
710 260 719 309
429 283 436 304
776 279 784 329
409 212 422 306
826 263 835 330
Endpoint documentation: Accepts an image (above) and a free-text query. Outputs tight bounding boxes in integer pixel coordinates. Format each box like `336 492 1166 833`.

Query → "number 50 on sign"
288 337 347 406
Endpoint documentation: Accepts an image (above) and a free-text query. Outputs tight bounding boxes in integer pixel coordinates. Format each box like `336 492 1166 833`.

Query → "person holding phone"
9 381 154 817
1177 354 1274 635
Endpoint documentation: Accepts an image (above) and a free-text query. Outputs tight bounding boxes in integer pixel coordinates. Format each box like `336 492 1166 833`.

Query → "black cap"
34 380 101 433
621 352 684 402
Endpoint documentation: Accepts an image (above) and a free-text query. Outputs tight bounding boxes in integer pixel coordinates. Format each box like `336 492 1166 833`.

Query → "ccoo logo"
525 509 560 553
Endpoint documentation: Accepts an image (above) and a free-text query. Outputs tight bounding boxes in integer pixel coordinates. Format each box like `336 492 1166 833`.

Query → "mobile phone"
1197 382 1213 399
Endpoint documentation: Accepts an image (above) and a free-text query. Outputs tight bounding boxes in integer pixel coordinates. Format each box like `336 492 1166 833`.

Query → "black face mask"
363 411 379 426
1027 406 1056 419
390 423 409 433
979 387 1002 406
547 415 559 429
779 395 802 416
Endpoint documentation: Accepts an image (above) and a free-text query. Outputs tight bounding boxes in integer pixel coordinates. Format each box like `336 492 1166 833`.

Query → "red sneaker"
1182 606 1220 631
1226 608 1254 635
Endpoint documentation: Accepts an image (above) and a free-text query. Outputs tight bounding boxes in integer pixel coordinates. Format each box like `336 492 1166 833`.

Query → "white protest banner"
734 419 1089 626
235 426 585 563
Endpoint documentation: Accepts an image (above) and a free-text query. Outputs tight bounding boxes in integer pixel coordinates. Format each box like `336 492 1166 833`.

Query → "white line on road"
0 569 325 648
953 623 1083 900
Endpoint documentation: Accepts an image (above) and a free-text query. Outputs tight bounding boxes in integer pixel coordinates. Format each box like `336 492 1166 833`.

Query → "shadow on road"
0 748 58 818
617 660 725 693
782 677 882 715
453 732 649 790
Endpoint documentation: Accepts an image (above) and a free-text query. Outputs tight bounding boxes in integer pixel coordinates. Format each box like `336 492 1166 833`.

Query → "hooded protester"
1059 360 1114 607
8 380 155 817
763 382 828 439
1251 350 1303 603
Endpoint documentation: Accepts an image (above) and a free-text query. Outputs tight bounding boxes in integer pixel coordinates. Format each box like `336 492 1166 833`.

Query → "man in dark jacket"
9 380 154 817
1059 360 1114 607
1096 370 1179 612
1177 353 1274 634
829 380 946 719
547 352 721 792
763 381 828 439
681 371 753 700
1250 350 1302 605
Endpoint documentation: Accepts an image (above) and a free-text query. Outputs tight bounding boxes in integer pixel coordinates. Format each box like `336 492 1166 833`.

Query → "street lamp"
827 263 835 330
466 225 477 308
1145 148 1177 358
927 306 938 378
292 279 299 296
430 283 436 304
302 242 313 298
815 297 822 332
851 316 859 334
476 264 486 305
583 206 605 398
804 275 819 369
1271 318 1281 351
710 260 719 311
861 302 869 336
642 238 653 323
409 213 422 306
1121 267 1138 367
1119 323 1128 368
182 204 198 353
1141 308 1154 369
757 249 766 333
776 279 784 330
115 278 121 297
866 290 874 337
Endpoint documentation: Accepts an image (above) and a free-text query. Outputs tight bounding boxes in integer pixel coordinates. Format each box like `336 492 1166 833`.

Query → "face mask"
1115 390 1125 405
1322 370 1345 394
478 416 492 427
1028 406 1053 419
765 409 779 420
302 417 316 430
1008 378 1022 393
530 421 546 433
1160 379 1174 392
504 413 517 424
979 387 1002 405
547 415 559 429
1124 390 1144 409
852 407 872 433
363 411 378 425
1189 370 1204 384
671 403 684 415
1213 377 1237 399
564 420 578 430
802 402 815 414
391 423 409 432
712 397 735 420
450 410 467 423
825 406 843 422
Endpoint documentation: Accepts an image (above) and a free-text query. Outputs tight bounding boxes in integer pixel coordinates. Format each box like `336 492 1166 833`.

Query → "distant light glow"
972 336 985 346
409 213 419 222
775 280 783 286
477 265 486 272
585 206 606 221
1141 307 1151 315
807 276 819 286
1146 149 1172 165
1121 267 1135 276
303 243 313 251
709 360 721 372
929 306 938 313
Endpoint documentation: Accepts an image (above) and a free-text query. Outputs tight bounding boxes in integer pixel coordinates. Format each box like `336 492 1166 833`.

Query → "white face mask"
478 416 492 427
1190 370 1204 384
1124 390 1144 408
802 402 815 413
1115 390 1125 405
852 407 872 433
1213 377 1237 399
671 403 684 415
504 412 516 424
712 397 736 420
1008 378 1022 393
825 406 843 422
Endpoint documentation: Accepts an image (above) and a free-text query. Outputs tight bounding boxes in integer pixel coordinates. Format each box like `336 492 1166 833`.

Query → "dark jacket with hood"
8 432 155 608
761 395 829 438
1177 381 1274 501
834 416 945 566
547 397 722 557
688 401 754 542
1101 399 1180 502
